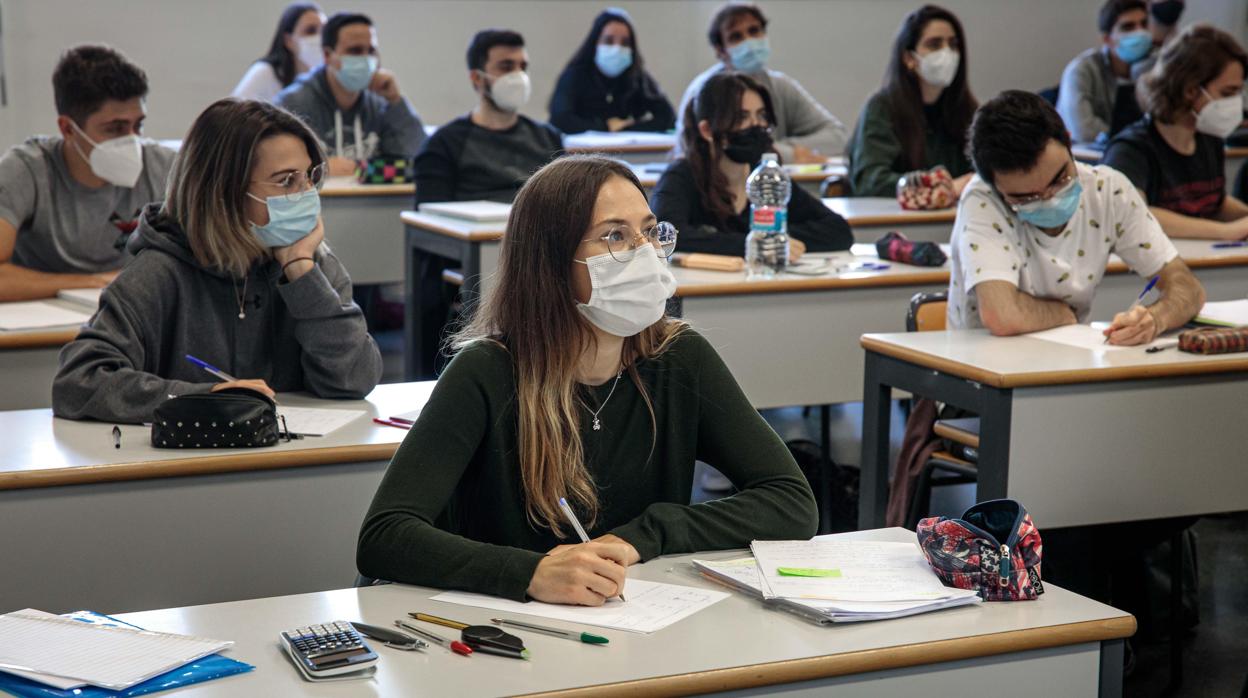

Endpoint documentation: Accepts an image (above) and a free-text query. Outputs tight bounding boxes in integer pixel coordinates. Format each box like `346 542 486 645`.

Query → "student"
847 5 977 197
673 2 847 163
651 72 853 257
0 45 175 302
52 99 382 423
276 11 425 176
1056 0 1151 145
948 90 1204 344
232 2 326 103
357 155 818 603
413 29 563 206
548 8 676 135
1102 25 1248 240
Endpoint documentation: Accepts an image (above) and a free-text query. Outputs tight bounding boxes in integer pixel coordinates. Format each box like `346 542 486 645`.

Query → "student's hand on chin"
1103 305 1158 345
327 156 358 177
210 379 276 399
274 217 324 280
527 541 632 606
547 534 640 565
369 68 401 104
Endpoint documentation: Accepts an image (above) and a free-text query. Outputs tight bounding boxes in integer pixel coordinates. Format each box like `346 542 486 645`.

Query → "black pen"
112 425 121 449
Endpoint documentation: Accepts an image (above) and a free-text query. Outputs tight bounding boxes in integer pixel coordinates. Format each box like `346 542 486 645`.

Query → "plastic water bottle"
745 153 791 278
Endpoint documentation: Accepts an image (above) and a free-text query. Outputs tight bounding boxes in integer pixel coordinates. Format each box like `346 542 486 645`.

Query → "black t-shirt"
413 115 564 206
1102 116 1225 219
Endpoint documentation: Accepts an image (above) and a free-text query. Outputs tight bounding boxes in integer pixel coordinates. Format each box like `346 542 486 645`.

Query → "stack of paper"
1195 299 1248 327
0 301 92 331
694 539 979 625
56 288 103 312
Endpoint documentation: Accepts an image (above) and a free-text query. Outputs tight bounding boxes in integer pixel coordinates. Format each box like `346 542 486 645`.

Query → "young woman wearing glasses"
357 154 818 606
53 98 381 423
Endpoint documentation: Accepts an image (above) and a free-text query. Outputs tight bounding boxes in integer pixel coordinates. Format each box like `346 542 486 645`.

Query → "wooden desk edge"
841 212 957 227
0 328 80 349
676 271 950 297
521 615 1135 698
861 335 1248 388
400 211 504 242
0 443 399 491
564 144 673 154
321 184 414 198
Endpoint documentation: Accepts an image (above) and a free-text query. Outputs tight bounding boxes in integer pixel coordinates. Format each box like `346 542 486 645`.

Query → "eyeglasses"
251 162 327 202
581 221 678 261
1001 160 1077 209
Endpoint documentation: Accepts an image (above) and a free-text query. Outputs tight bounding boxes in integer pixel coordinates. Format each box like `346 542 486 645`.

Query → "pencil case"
151 388 280 448
896 165 955 210
356 156 413 184
875 231 947 267
916 499 1044 601
1178 326 1248 354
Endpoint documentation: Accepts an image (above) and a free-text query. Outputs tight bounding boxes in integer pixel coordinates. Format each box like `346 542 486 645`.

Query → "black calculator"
280 620 379 679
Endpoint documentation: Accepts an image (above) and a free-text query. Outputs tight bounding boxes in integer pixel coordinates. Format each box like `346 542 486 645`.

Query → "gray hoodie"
52 203 382 423
275 66 425 160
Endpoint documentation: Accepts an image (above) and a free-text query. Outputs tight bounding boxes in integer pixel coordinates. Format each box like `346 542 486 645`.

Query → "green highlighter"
492 618 609 645
776 567 842 578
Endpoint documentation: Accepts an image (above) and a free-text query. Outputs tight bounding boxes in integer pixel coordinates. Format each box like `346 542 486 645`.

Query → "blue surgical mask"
333 55 378 92
1114 30 1153 64
727 37 770 74
247 190 321 247
1014 178 1083 229
595 44 633 78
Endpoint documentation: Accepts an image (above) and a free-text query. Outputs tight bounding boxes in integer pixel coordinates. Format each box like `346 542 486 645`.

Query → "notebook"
0 609 231 690
1195 299 1248 327
55 288 103 312
0 302 93 331
275 406 366 436
419 200 512 222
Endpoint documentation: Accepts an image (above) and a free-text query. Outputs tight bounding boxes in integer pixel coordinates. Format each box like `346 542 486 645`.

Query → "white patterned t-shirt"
947 162 1177 329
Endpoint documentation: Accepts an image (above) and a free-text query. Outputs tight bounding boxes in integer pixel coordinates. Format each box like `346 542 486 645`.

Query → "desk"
320 177 415 285
0 381 433 614
0 299 88 411
114 527 1134 697
630 159 848 196
858 329 1248 530
1074 144 1248 191
563 130 676 164
824 197 957 243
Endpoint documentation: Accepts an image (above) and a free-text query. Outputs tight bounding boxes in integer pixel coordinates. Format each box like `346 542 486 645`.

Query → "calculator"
280 620 379 680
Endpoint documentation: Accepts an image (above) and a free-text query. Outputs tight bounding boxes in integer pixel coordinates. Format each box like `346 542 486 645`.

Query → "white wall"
1 0 1246 148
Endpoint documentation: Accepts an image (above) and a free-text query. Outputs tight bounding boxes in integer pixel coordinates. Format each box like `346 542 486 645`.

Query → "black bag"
786 439 859 534
151 388 280 449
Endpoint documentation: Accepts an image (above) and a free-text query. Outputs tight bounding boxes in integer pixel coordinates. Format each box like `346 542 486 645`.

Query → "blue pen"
185 354 238 383
1104 275 1160 344
1212 241 1248 248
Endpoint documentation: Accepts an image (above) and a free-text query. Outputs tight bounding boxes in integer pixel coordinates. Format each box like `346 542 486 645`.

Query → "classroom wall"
1 0 1246 148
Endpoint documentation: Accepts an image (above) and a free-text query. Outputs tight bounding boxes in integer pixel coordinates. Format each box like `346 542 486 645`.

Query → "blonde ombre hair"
163 98 326 277
452 156 685 536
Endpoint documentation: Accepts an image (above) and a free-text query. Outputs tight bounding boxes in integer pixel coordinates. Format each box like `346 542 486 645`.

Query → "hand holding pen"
523 499 635 606
186 354 276 400
1103 275 1160 345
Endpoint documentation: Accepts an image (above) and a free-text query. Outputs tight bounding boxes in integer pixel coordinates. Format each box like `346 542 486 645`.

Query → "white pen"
558 497 626 602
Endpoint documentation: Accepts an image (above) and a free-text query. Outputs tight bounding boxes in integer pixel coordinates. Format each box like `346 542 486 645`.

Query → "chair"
903 291 982 529
820 174 848 198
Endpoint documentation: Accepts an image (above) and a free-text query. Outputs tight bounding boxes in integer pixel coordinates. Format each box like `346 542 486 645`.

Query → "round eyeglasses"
582 221 679 261
251 162 327 202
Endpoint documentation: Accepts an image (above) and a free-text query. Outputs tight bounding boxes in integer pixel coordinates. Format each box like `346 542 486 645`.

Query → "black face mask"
1150 0 1183 26
722 126 773 165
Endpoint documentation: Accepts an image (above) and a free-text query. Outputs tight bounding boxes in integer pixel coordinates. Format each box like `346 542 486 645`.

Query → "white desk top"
563 131 677 153
824 197 957 227
0 381 433 491
114 527 1133 697
861 329 1248 388
401 210 505 241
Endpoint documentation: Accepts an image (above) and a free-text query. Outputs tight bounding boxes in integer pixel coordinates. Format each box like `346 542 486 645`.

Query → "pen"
388 416 415 425
1104 275 1159 344
410 612 468 631
559 497 626 602
184 354 238 382
112 425 121 449
372 417 411 430
409 613 530 660
395 620 472 656
491 618 608 645
1213 241 1248 248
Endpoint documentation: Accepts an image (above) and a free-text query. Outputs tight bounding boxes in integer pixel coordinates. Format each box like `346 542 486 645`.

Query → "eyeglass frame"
999 157 1078 210
249 161 328 202
579 221 679 261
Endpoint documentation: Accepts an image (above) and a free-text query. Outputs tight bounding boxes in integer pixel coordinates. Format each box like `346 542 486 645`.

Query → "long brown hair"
679 72 776 226
879 5 977 171
1140 24 1248 125
164 98 326 277
451 155 685 535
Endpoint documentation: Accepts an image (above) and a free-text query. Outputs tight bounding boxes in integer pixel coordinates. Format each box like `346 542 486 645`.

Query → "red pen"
373 417 411 430
388 416 415 425
395 620 472 656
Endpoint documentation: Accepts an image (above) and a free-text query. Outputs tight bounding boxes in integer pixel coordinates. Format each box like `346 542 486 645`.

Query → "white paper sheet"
430 578 728 634
1027 323 1178 352
0 609 231 690
1196 299 1248 327
275 406 366 436
0 302 92 331
55 288 103 311
750 540 958 602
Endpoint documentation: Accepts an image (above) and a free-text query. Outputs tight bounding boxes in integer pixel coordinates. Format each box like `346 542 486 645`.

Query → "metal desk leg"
973 385 1013 502
859 351 892 529
403 229 425 381
1099 638 1124 698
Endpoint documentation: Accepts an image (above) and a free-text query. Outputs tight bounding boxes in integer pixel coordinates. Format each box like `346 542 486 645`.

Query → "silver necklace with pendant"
234 275 248 320
587 370 623 431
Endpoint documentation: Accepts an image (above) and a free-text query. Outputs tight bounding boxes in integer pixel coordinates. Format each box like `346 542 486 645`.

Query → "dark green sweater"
357 329 818 600
847 91 972 197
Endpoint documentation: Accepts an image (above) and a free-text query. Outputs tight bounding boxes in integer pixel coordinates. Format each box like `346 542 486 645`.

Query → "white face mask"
914 47 959 88
68 120 143 188
485 70 531 112
575 246 677 337
296 34 324 71
1193 88 1245 139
